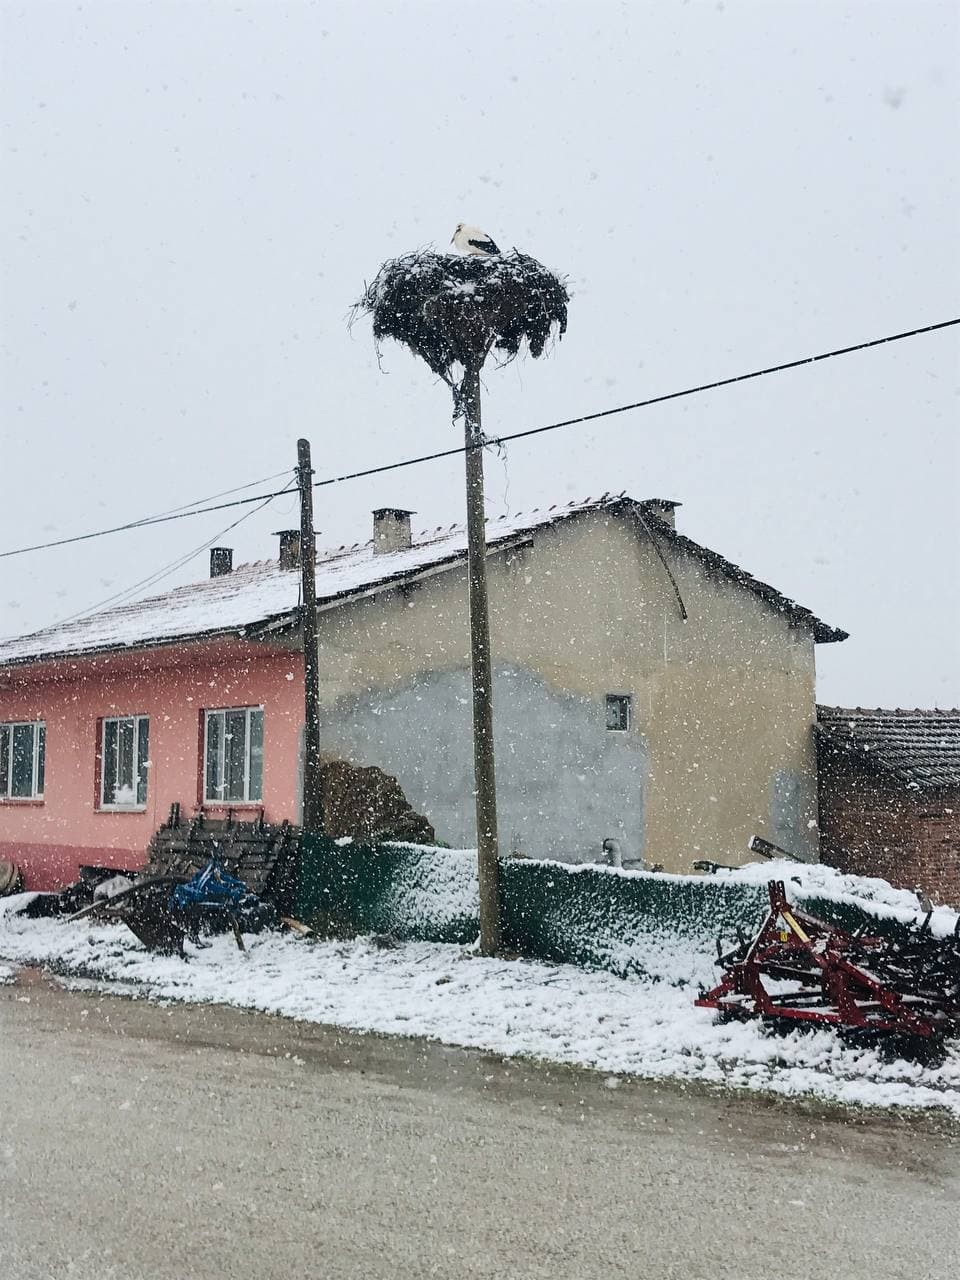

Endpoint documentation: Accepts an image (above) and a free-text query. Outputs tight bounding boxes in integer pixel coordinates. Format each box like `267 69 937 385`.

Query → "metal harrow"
696 881 960 1061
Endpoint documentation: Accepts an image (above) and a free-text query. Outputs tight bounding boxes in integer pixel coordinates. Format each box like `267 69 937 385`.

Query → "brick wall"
817 747 960 906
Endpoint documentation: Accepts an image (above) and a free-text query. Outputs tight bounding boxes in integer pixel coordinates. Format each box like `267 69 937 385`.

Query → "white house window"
0 721 45 799
605 694 631 732
204 707 264 804
100 716 149 809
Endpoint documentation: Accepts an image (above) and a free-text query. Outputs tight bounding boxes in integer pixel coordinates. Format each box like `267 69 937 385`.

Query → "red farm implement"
696 881 960 1062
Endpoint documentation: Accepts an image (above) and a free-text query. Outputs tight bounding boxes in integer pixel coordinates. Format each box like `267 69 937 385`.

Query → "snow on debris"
1 896 957 1117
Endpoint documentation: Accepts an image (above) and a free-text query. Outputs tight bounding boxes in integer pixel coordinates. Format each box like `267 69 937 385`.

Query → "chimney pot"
209 547 233 577
373 508 414 555
275 529 302 569
643 499 680 530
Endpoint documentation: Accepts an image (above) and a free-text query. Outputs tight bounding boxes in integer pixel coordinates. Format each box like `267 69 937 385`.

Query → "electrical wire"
133 467 295 522
0 468 295 561
312 316 960 487
27 479 298 634
1 316 956 562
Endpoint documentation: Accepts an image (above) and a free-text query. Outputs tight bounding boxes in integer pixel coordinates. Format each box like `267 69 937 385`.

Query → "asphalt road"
1 972 958 1280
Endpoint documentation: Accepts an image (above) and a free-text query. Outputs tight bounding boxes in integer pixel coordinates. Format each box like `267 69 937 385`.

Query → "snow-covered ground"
1 891 958 1118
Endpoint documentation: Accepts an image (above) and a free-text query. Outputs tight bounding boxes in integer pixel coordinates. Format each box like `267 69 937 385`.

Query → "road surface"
1 972 957 1280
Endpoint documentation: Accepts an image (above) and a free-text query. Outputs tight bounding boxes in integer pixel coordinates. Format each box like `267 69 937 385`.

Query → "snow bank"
717 859 959 937
1 894 957 1118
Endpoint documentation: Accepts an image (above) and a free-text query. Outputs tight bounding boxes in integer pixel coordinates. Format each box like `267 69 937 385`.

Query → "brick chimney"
209 547 233 578
373 508 413 555
275 529 302 569
643 499 680 529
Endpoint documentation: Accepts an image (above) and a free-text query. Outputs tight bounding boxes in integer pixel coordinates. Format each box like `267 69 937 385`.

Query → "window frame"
98 714 150 811
0 720 46 800
605 693 632 733
202 705 264 806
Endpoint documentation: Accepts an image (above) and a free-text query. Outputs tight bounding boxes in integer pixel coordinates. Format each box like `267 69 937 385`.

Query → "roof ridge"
819 704 960 717
0 492 847 669
410 492 629 540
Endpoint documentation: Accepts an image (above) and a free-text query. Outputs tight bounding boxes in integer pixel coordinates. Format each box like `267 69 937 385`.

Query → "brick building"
816 706 960 906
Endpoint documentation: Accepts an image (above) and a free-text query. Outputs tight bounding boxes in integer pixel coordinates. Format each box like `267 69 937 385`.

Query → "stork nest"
355 249 569 386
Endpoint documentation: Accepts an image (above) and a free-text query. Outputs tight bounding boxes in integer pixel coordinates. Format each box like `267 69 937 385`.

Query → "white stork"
451 223 501 256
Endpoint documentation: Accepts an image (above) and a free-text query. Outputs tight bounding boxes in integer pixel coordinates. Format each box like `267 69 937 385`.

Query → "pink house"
0 640 306 889
0 549 309 889
0 509 523 889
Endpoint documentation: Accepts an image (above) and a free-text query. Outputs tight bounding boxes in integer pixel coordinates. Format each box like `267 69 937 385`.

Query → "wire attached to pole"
0 317 956 562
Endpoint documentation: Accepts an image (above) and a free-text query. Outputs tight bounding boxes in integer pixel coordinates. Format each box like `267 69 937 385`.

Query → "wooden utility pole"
461 364 501 955
297 437 323 833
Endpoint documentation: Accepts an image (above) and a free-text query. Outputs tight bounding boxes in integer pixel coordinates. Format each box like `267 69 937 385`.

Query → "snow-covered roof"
0 494 845 668
817 705 960 789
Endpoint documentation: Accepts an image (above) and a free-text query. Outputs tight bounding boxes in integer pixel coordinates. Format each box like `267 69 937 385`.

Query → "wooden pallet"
144 806 300 904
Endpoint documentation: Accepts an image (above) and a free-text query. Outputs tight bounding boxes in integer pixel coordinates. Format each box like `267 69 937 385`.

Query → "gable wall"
307 510 820 870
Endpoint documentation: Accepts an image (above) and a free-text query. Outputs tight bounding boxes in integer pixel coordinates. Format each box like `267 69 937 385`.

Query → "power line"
142 467 295 520
313 316 960 487
18 480 299 637
0 468 295 561
1 316 956 562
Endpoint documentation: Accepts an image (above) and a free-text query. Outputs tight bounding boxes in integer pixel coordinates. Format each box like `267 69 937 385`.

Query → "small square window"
605 694 631 732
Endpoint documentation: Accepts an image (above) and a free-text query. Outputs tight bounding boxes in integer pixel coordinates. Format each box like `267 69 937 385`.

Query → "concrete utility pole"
461 364 501 956
297 437 323 833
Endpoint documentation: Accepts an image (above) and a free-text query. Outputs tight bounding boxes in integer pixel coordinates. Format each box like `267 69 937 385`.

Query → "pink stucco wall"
0 640 304 890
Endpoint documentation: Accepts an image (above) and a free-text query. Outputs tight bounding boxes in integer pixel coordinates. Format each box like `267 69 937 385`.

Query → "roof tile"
817 705 960 789
0 496 845 668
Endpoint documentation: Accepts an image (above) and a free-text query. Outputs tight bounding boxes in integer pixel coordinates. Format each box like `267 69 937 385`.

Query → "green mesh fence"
296 835 911 984
296 837 479 944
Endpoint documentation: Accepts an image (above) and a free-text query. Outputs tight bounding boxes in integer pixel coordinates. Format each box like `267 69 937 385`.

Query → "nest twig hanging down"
354 249 569 406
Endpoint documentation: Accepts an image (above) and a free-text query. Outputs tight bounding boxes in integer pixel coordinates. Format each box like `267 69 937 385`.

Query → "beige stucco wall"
291 509 819 872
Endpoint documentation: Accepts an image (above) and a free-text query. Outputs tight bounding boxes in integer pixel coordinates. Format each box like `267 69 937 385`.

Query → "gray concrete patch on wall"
318 664 648 864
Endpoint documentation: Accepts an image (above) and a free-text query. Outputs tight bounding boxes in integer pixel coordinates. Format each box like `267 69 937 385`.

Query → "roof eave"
813 623 849 645
0 623 277 674
623 499 847 644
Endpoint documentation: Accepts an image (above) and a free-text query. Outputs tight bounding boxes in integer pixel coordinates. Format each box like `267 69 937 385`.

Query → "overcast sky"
2 0 958 706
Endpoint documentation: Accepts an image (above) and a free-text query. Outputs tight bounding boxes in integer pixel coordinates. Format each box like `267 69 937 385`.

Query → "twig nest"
355 249 569 384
